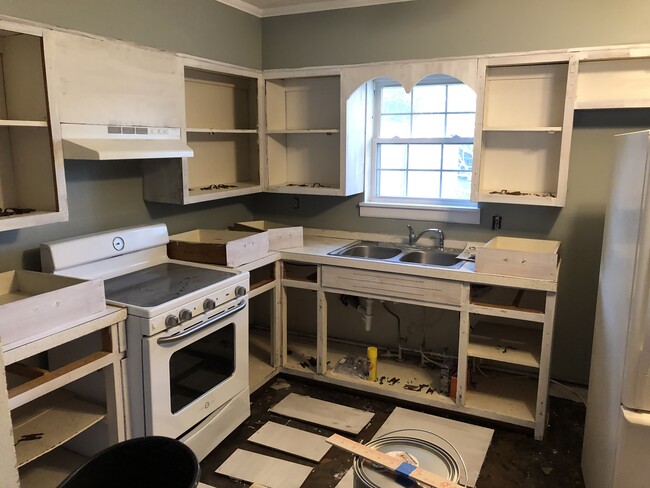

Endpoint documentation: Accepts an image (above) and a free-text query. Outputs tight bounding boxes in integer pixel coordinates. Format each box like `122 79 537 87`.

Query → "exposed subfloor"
200 375 586 487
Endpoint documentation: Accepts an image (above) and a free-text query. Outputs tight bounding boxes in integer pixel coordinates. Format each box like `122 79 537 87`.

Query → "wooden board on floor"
269 393 374 434
248 421 331 462
215 449 312 488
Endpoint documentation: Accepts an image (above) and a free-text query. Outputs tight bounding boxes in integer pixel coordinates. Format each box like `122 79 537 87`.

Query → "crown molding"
216 0 415 18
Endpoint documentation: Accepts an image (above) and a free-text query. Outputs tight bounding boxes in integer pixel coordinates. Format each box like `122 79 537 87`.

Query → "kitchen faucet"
407 225 445 249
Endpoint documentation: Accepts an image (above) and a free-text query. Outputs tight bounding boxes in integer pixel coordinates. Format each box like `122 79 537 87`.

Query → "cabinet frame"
471 53 578 207
263 67 364 196
142 55 264 204
2 307 127 486
0 23 67 232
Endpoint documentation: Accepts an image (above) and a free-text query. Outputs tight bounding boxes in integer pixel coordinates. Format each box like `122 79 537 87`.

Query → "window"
360 74 480 224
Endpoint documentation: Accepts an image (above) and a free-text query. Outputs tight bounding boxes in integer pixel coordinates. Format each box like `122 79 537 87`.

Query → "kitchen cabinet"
264 69 364 196
142 57 263 204
1 306 127 487
463 284 554 440
241 234 559 440
575 50 650 109
471 53 578 207
49 31 183 128
0 22 67 232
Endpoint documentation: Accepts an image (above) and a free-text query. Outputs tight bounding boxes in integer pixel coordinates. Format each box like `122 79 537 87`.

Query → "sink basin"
328 240 465 269
338 244 401 259
399 250 463 268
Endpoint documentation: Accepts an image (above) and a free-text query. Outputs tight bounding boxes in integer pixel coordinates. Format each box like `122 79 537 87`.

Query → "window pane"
410 144 441 170
379 144 407 169
446 114 475 138
441 171 471 200
412 84 445 113
380 114 410 138
407 171 440 198
378 170 406 197
442 144 473 171
381 86 410 114
412 114 445 138
447 84 477 112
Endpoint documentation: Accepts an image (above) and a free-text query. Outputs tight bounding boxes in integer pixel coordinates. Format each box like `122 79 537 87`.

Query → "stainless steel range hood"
61 123 193 160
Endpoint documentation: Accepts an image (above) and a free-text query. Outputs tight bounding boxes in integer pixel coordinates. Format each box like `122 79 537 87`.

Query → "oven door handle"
157 300 246 345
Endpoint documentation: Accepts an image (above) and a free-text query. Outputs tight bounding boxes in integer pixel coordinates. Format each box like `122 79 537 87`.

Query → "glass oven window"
169 322 235 414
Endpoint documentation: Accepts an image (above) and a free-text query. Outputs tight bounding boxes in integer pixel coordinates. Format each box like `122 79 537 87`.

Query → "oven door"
141 298 248 438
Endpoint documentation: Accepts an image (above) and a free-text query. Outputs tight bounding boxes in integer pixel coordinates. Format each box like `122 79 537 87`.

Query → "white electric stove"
40 224 250 461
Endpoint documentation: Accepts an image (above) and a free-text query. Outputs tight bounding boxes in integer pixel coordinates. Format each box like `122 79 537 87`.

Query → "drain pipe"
340 295 375 331
361 298 374 332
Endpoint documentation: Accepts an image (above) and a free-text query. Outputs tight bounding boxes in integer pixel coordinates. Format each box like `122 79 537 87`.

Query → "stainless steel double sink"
328 240 465 269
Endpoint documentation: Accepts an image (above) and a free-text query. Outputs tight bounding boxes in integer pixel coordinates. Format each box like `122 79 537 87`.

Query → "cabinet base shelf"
463 371 537 427
19 448 88 488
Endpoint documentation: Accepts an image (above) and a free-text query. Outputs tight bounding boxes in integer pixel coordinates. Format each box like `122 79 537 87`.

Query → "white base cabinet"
1 307 127 487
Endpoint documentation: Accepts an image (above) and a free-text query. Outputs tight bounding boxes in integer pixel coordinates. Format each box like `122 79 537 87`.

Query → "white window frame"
359 76 480 224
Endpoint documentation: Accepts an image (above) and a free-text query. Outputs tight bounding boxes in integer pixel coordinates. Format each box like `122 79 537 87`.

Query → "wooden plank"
247 421 331 462
327 434 464 488
269 393 373 434
215 449 312 488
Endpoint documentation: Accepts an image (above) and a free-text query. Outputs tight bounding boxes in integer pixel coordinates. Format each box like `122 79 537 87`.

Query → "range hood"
61 123 194 160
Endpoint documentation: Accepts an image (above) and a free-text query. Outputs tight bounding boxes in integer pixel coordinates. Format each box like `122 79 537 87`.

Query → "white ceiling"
217 0 416 17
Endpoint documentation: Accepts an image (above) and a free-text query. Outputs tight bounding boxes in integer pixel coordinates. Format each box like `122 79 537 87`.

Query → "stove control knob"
165 315 180 328
179 309 193 322
203 298 216 311
235 286 247 297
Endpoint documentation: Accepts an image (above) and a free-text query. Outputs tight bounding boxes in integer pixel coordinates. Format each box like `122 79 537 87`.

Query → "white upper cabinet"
472 53 578 207
0 22 67 232
264 69 364 196
142 57 263 204
49 31 184 128
575 49 650 109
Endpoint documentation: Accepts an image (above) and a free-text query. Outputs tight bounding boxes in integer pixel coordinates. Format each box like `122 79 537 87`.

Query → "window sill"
359 202 480 224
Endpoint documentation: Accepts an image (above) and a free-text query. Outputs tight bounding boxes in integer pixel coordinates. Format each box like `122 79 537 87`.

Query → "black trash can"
58 436 200 488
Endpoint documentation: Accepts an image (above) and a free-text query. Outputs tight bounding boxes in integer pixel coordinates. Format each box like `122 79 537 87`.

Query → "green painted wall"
262 0 650 69
0 0 262 68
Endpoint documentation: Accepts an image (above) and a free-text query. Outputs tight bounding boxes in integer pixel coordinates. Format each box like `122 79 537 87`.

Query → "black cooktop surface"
104 263 235 307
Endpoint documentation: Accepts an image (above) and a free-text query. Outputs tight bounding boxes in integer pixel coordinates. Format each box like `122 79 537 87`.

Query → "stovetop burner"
104 262 235 308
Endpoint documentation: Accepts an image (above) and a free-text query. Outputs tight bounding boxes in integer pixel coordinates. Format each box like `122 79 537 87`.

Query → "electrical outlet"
491 215 502 230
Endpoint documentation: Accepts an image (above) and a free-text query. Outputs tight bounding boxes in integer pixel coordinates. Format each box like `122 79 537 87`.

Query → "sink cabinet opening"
323 293 461 404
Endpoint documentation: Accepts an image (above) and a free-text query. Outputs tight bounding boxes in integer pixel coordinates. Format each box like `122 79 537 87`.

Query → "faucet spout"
407 226 445 249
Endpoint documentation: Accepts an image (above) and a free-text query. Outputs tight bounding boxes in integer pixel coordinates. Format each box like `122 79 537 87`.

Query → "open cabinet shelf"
142 59 262 204
12 389 105 468
0 25 67 232
264 72 363 196
472 55 577 207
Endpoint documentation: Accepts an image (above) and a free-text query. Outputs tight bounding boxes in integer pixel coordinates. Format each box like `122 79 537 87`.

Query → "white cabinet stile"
472 54 578 207
0 23 68 232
